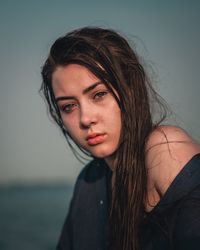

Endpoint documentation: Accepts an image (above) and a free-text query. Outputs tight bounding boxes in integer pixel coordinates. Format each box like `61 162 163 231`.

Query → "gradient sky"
0 0 200 185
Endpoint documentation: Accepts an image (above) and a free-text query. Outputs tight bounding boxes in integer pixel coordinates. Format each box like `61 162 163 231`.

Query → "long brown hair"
41 27 167 250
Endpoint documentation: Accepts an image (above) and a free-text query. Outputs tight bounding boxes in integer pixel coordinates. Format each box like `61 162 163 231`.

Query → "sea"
0 183 74 250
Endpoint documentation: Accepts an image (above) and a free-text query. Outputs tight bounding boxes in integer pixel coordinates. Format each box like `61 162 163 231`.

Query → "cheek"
62 117 79 138
114 112 122 143
111 107 121 128
65 125 78 138
65 125 83 146
106 107 121 138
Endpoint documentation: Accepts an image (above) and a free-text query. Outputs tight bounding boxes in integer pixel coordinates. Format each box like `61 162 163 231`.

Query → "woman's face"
52 64 121 163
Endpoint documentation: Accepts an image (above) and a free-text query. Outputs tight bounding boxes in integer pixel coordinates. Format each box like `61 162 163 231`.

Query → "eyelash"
60 91 108 114
60 103 77 113
93 91 108 100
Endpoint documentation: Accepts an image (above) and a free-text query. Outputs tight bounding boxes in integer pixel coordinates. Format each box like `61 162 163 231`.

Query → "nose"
79 104 97 128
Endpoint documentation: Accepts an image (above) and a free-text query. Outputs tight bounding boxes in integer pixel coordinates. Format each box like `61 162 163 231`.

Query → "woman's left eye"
94 91 107 99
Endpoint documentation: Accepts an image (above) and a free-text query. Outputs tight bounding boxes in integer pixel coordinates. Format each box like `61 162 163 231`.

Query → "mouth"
86 133 106 146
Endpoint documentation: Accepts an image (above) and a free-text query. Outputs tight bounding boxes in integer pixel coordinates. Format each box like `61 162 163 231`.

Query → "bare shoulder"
145 125 200 195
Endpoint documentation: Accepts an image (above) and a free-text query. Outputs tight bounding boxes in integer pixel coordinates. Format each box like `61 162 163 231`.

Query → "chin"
89 147 117 160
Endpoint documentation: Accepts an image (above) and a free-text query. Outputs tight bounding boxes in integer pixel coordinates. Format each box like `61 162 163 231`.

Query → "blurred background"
0 0 200 249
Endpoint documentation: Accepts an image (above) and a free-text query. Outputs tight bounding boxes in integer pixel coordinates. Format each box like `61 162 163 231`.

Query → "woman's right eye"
60 103 77 113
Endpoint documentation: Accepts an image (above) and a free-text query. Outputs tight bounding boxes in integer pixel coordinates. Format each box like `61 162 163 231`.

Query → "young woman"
41 27 200 250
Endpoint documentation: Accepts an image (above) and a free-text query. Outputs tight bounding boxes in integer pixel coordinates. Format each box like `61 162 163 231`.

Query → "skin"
145 125 200 212
52 64 121 166
52 63 200 212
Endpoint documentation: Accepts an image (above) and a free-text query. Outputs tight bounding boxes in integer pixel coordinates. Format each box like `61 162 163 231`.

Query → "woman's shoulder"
145 125 200 196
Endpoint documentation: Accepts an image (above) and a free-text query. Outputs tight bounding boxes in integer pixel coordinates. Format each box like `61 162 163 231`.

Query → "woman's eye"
94 91 107 99
61 103 77 113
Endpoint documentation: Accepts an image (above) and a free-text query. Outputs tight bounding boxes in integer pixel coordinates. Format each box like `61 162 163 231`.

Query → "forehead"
52 64 99 94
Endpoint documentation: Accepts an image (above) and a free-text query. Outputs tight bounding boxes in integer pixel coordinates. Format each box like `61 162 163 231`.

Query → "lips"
86 133 106 146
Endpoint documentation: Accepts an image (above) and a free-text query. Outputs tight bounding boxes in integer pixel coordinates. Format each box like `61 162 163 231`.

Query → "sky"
0 0 200 185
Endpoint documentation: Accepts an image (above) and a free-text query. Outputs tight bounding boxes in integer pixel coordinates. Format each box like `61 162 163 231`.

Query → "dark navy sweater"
57 154 200 250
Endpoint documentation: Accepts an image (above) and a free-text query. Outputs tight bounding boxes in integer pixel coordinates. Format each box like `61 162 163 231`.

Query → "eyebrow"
55 81 102 103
